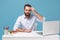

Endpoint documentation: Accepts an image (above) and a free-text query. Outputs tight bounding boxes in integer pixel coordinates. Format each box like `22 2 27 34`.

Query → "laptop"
37 21 60 36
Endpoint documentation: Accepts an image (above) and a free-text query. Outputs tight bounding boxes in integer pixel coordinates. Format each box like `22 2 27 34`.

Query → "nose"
26 11 30 13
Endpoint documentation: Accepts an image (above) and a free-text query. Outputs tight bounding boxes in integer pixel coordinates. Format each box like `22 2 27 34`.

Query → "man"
13 4 43 33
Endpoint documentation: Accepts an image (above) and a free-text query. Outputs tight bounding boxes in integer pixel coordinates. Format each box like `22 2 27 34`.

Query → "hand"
25 29 31 33
31 7 35 12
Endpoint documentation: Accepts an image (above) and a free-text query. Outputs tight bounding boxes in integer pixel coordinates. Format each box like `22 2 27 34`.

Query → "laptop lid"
43 21 59 35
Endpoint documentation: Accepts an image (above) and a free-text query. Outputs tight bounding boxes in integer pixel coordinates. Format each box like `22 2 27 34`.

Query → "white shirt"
13 14 41 31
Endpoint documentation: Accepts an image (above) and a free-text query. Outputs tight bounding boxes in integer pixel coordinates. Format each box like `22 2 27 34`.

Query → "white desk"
2 31 60 40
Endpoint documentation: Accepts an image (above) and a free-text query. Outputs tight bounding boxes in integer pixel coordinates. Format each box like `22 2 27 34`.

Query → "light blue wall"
0 0 60 40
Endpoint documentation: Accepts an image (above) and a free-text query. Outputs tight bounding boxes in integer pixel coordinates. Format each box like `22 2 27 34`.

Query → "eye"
25 9 31 11
29 10 31 11
25 9 28 11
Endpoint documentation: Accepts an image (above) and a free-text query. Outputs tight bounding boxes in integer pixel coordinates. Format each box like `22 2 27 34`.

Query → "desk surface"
3 31 60 37
2 31 60 40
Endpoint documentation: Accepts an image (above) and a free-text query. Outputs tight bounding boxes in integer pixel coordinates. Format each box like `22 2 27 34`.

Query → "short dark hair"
24 4 32 9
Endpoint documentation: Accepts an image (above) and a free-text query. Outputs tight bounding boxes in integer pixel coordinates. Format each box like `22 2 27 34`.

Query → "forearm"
33 10 43 20
16 28 31 32
16 28 25 32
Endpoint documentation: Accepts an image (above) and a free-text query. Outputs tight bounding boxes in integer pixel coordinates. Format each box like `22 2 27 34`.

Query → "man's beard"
24 12 31 18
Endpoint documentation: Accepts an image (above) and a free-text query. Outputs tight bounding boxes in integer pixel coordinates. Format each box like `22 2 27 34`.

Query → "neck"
25 16 30 19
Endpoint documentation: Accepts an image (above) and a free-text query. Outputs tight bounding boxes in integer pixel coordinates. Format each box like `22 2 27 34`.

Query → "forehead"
25 6 31 10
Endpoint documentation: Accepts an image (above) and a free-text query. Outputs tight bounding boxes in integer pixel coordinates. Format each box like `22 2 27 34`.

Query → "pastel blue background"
0 0 60 40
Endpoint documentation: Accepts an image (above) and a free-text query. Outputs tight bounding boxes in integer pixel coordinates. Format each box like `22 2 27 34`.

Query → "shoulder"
32 15 37 18
18 14 24 18
16 15 24 20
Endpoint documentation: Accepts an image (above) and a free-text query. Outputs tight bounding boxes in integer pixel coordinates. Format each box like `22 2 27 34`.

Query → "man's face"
24 6 31 16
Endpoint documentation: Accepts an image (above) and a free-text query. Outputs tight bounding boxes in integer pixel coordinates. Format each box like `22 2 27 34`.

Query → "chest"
20 17 36 26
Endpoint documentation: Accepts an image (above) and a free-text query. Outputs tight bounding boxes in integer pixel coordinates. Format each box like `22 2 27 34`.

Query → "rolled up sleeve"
13 17 21 31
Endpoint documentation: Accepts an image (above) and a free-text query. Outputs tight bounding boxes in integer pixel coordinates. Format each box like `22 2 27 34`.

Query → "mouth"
25 13 31 16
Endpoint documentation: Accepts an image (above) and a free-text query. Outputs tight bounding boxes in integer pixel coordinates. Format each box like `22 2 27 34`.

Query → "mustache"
24 12 31 16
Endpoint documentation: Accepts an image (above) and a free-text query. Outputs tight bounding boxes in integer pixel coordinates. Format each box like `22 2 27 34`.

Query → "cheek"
24 11 27 13
24 10 26 12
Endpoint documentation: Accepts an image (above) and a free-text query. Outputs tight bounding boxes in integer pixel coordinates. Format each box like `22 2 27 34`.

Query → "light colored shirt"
13 14 41 31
